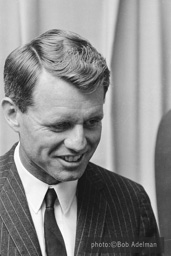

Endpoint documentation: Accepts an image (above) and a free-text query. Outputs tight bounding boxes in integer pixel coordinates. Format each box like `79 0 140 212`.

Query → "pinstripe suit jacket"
0 144 160 256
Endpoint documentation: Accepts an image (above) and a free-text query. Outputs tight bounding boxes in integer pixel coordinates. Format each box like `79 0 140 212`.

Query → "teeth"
60 155 82 162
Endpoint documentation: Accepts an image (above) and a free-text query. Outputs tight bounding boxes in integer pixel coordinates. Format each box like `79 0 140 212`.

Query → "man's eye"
50 122 71 131
85 119 101 128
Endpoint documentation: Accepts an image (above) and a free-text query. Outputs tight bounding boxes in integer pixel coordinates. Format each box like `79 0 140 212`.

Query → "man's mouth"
59 154 83 163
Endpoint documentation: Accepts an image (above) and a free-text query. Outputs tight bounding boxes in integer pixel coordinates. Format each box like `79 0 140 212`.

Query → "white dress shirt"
14 144 77 256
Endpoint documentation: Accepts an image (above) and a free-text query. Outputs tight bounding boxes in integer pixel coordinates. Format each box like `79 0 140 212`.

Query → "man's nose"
64 125 87 152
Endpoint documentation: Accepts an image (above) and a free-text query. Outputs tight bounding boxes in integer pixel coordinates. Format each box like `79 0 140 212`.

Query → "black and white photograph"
0 0 170 255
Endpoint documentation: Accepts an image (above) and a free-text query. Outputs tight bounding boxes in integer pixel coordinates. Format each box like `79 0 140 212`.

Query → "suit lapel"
0 146 42 256
74 163 107 256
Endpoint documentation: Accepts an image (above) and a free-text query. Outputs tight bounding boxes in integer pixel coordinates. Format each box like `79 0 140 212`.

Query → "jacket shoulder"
87 161 148 201
86 162 159 241
0 144 17 191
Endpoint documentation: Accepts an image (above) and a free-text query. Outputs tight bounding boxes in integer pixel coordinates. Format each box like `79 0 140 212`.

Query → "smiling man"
0 29 161 256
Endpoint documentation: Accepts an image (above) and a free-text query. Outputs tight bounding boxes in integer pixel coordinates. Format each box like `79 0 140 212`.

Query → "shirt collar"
14 143 78 214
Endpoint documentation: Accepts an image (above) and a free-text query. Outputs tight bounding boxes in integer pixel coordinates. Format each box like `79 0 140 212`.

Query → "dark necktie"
44 188 67 256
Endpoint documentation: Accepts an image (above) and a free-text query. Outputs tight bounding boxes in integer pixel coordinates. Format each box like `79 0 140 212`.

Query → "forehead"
32 70 104 112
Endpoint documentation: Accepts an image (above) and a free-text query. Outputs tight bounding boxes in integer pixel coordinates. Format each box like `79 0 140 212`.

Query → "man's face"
17 70 104 184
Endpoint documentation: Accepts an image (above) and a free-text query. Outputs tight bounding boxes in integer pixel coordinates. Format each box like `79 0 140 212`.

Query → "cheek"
87 128 102 146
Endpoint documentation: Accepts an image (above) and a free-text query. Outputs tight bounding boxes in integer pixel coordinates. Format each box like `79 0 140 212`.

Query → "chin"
55 169 85 182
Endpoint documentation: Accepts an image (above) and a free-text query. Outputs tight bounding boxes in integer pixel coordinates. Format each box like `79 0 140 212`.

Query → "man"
0 29 161 256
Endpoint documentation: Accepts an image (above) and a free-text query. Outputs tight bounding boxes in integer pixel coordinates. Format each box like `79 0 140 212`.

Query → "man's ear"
1 97 20 132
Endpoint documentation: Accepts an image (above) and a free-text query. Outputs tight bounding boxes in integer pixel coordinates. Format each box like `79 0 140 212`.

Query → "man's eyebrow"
84 113 104 120
88 111 104 118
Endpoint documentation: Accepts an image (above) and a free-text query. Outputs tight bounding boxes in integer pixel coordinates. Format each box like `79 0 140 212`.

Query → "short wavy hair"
4 29 110 112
